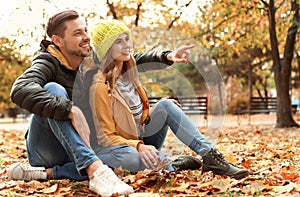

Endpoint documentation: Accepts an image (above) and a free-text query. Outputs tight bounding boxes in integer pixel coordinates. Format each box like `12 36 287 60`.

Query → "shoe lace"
210 150 229 167
95 166 124 185
22 165 45 180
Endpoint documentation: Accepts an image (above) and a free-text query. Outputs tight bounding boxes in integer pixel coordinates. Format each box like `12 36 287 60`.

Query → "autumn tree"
0 37 30 112
263 0 300 127
191 0 299 127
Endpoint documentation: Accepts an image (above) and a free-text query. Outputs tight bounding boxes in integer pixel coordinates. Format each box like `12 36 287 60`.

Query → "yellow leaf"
224 153 238 165
272 182 297 194
42 184 58 194
211 179 231 192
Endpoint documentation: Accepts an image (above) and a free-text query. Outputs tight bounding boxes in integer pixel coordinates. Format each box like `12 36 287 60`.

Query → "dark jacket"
10 39 173 121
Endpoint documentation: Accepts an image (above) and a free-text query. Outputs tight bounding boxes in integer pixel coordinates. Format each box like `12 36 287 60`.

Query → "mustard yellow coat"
89 69 150 149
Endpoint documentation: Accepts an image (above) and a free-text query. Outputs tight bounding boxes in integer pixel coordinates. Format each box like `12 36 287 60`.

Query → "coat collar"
40 39 73 70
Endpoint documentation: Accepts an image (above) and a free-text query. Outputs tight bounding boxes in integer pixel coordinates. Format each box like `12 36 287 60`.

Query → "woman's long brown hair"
99 48 140 89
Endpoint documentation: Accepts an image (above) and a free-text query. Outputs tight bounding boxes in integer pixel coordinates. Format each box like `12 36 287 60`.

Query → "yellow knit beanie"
90 20 130 61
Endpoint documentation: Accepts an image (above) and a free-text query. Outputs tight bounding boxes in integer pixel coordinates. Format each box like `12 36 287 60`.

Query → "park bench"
148 96 208 125
239 97 297 115
238 96 298 124
248 97 277 114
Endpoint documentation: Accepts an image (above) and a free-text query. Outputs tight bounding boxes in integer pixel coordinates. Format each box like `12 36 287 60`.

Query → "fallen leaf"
272 182 297 194
42 183 58 194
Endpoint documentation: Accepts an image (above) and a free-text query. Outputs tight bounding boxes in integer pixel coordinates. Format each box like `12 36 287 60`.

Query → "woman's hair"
46 10 79 38
99 48 139 89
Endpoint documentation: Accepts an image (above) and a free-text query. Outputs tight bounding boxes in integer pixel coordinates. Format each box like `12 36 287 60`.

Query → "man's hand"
167 45 195 64
68 106 91 148
137 144 160 169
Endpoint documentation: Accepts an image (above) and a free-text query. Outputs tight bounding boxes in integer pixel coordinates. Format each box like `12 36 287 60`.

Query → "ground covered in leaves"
0 120 300 196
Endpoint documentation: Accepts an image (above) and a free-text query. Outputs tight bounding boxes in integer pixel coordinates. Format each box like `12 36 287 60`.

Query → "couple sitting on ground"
7 10 249 197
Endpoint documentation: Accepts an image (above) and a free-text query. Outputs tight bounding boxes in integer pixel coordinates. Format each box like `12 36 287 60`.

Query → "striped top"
116 79 143 124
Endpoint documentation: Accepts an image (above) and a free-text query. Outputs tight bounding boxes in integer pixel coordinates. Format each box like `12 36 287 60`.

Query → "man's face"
59 18 91 58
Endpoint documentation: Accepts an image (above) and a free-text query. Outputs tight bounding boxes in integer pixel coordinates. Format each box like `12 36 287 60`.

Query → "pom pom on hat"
90 20 130 61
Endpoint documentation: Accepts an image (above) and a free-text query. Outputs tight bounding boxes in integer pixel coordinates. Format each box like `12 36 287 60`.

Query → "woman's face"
111 33 131 62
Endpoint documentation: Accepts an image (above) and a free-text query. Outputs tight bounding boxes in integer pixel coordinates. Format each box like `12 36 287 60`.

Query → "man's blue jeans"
26 82 99 181
93 98 214 172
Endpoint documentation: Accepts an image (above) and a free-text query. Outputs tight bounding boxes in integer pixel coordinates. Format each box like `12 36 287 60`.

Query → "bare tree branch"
135 2 143 27
276 0 288 10
106 0 118 19
260 0 269 8
167 0 193 29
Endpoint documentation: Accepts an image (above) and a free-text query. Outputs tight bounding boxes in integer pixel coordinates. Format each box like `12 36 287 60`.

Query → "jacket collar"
40 40 73 70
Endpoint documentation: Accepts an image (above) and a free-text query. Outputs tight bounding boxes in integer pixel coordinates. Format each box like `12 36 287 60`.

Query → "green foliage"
0 37 30 112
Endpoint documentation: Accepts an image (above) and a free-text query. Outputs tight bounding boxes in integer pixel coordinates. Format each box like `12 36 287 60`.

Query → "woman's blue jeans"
93 99 214 172
26 82 99 181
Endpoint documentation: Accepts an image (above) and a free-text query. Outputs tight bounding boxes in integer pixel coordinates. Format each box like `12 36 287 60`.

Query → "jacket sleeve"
134 50 174 72
10 54 72 120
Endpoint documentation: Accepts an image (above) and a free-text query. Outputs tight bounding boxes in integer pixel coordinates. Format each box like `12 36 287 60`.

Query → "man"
7 10 197 196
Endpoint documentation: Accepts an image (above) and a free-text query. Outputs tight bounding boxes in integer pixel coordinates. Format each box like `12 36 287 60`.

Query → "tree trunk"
268 0 299 127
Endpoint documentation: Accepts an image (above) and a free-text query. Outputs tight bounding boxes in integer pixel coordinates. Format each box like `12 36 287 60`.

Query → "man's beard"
64 40 92 57
66 47 91 57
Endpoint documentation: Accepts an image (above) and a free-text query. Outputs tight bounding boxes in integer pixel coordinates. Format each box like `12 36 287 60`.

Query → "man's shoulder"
33 51 60 67
32 40 60 65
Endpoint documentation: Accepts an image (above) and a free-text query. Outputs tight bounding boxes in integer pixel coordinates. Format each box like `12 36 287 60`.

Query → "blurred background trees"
0 0 299 127
0 37 30 116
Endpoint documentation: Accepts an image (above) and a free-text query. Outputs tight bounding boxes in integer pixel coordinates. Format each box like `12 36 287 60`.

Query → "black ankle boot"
202 149 249 179
171 155 203 171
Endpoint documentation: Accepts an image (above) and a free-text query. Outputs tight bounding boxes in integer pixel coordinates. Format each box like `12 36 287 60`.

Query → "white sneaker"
7 163 47 181
89 165 134 197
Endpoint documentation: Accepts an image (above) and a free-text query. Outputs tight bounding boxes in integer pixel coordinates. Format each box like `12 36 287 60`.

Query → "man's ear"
51 35 63 47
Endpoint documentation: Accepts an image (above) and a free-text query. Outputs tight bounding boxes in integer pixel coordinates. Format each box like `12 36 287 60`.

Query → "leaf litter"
0 123 299 196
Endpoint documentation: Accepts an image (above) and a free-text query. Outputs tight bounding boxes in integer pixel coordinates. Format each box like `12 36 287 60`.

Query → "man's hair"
46 10 79 38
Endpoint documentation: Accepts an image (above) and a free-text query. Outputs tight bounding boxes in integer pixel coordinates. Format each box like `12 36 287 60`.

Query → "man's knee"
43 82 68 98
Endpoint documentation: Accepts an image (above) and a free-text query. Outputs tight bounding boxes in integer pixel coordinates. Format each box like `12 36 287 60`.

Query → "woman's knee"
111 147 145 171
43 82 68 98
156 99 175 109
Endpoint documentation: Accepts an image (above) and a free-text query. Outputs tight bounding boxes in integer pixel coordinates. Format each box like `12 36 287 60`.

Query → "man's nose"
83 32 90 41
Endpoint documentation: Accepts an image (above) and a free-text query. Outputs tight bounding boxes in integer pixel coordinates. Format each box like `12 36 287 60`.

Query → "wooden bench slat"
148 96 208 116
239 97 278 115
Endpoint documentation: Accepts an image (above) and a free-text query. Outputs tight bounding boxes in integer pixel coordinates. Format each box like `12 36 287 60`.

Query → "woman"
89 20 249 179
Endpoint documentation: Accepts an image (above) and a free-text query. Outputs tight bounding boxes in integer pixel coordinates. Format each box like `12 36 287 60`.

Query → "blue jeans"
26 82 99 181
93 99 214 172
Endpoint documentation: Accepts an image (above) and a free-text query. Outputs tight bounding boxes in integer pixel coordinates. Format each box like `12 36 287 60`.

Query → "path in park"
0 113 289 132
0 118 30 131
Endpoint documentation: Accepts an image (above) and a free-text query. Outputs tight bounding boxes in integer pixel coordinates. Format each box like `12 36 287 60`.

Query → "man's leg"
24 82 98 179
25 114 87 180
8 82 134 196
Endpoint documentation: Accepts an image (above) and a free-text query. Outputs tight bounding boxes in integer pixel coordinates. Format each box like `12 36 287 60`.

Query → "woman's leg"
143 99 214 156
143 99 248 179
94 145 146 172
94 145 174 172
